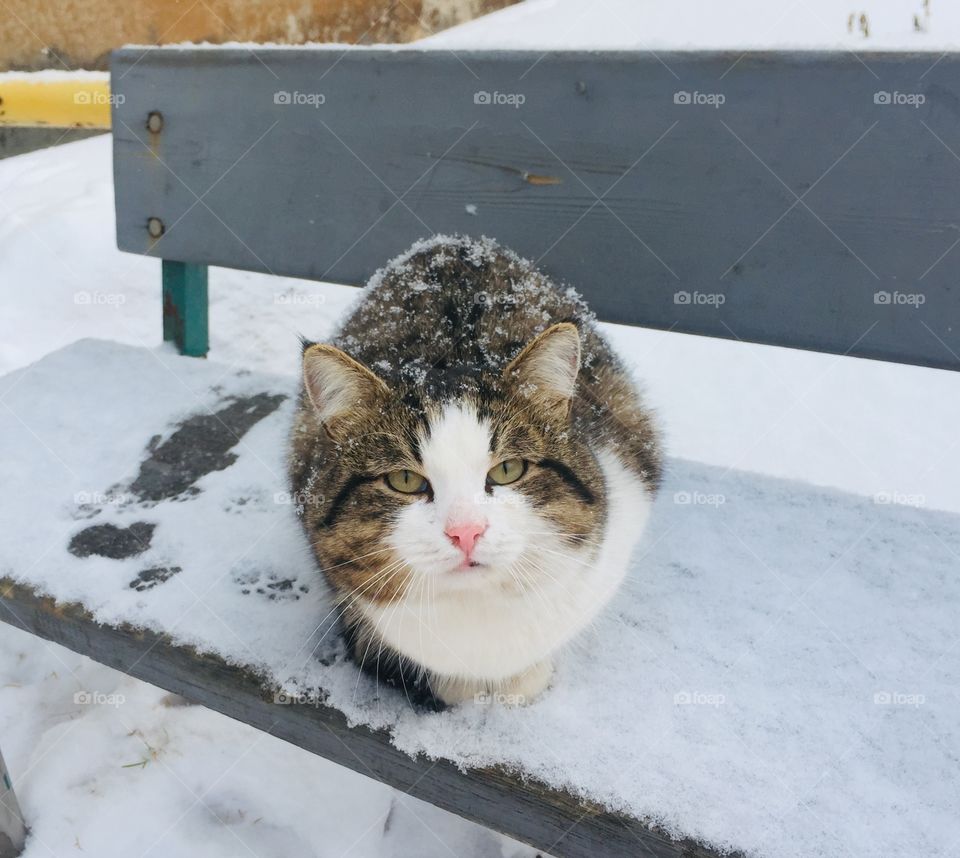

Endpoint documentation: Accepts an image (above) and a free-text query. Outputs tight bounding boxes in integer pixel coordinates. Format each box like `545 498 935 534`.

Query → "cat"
289 235 661 707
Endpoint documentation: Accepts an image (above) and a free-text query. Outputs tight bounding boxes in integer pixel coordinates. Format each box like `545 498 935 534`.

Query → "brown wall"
0 0 514 71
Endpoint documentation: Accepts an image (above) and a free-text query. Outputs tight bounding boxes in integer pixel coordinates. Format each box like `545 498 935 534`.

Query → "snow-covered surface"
118 0 959 53
423 0 958 50
17 0 953 62
0 69 108 81
0 632 526 858
2 337 960 858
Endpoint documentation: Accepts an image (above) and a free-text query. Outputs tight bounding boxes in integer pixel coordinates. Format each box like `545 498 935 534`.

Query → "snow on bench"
1 339 958 858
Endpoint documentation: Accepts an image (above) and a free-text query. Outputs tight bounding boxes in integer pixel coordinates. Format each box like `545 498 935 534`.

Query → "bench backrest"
111 48 960 370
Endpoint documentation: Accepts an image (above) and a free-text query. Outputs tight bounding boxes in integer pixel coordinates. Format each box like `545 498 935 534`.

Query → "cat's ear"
302 344 388 438
504 322 581 417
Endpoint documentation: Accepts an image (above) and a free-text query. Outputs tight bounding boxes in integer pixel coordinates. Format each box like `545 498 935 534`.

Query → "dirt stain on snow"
68 521 155 559
127 392 287 503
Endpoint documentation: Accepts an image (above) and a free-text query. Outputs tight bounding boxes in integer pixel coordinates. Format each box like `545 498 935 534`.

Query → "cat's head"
296 323 605 603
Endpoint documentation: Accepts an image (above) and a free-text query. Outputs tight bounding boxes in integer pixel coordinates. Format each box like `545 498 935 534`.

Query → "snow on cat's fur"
289 236 661 707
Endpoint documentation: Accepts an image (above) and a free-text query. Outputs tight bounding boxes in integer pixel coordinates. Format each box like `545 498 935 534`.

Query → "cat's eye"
487 458 527 486
385 469 430 494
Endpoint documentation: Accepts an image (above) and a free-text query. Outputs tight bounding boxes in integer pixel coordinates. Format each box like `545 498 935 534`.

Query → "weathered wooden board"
0 579 727 858
111 48 960 370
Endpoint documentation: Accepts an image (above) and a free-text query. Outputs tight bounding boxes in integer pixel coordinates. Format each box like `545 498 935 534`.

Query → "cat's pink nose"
445 521 487 557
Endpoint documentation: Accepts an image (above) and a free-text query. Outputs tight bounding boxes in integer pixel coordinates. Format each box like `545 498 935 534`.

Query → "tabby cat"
289 236 661 707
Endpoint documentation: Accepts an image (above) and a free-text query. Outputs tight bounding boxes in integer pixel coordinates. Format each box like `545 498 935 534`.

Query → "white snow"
0 70 108 82
2 2 960 855
422 0 957 51
123 1 960 53
0 638 522 858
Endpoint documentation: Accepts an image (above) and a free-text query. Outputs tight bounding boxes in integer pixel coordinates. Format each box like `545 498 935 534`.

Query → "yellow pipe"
0 79 113 129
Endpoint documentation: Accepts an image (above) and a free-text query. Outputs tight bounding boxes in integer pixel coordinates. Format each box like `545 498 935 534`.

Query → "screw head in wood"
147 217 165 238
146 111 164 133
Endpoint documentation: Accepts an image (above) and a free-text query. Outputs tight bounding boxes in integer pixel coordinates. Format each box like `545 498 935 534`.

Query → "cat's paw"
496 659 553 705
429 674 486 707
432 660 553 707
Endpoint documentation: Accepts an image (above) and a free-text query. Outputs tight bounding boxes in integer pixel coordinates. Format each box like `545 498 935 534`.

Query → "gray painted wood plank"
111 48 960 370
0 579 729 858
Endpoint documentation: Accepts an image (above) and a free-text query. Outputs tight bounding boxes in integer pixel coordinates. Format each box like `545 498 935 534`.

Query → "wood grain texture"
111 48 960 369
0 578 730 858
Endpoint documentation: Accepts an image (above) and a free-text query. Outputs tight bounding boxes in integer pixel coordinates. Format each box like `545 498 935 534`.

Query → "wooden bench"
2 46 959 858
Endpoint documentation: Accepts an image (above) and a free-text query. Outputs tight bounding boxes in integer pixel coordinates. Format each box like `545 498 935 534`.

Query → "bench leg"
162 261 209 357
0 748 25 858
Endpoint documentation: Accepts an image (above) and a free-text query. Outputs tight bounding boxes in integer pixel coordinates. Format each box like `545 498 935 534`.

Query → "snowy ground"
423 0 958 51
0 636 531 858
1 1 960 856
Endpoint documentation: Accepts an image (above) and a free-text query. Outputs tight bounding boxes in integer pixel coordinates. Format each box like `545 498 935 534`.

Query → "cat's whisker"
523 528 597 537
513 557 555 613
512 558 558 649
314 545 394 573
354 564 411 700
513 568 553 638
503 561 533 603
361 573 420 688
371 560 410 603
291 550 401 657
428 573 442 656
400 575 429 700
418 573 430 670
523 530 604 553
307 559 407 664
516 553 584 616
524 529 602 545
504 562 527 595
534 544 602 572
354 627 379 702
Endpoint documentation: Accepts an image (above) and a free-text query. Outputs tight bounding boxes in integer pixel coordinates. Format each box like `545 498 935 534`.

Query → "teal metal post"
162 261 208 357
